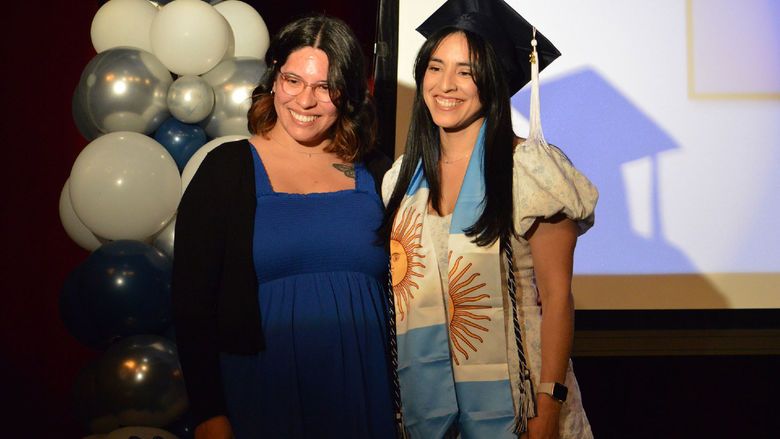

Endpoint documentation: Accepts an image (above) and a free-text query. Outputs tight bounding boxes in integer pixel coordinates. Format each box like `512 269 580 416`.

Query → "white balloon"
214 1 270 59
150 0 232 75
106 426 178 439
59 179 103 251
181 134 249 192
91 0 157 53
70 132 182 241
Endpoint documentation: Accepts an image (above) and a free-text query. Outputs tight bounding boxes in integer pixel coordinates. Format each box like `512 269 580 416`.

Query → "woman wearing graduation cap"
380 0 597 438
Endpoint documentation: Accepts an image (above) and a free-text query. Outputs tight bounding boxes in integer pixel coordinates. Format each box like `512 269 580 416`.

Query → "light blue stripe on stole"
450 121 487 234
405 161 429 195
397 324 458 438
455 380 516 439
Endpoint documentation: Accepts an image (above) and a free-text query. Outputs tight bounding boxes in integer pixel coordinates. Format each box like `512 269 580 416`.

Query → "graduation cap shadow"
512 68 694 274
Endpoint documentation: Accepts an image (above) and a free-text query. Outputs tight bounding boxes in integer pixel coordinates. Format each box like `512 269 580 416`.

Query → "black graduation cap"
416 0 561 95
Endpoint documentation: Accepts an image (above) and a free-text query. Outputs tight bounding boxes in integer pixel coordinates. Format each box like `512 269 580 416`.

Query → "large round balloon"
59 179 102 251
153 118 207 171
96 335 188 427
72 358 120 434
150 0 232 75
214 1 270 59
91 0 157 53
200 57 265 138
106 426 178 439
181 134 249 191
73 48 172 136
166 75 215 124
69 131 181 241
61 240 173 349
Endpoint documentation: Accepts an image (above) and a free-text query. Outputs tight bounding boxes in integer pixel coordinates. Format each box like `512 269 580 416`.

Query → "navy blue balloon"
62 240 173 349
154 117 207 172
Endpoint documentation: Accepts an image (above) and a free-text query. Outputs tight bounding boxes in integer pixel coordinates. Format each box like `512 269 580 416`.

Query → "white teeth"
435 98 461 108
290 110 317 122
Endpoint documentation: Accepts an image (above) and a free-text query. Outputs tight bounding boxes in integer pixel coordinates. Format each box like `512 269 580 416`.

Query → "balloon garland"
61 1 267 437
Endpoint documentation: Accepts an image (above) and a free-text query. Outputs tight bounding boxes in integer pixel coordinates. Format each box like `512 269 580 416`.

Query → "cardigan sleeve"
171 148 230 426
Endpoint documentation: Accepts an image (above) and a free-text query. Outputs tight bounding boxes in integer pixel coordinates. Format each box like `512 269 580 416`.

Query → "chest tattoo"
333 163 355 178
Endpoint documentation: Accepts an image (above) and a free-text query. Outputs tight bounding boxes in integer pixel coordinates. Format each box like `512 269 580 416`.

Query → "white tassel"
526 29 549 149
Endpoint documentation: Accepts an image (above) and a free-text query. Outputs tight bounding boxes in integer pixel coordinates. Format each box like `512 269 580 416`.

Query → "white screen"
395 0 780 309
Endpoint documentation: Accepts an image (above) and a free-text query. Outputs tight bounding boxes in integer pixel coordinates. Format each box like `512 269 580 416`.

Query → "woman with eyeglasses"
172 15 396 439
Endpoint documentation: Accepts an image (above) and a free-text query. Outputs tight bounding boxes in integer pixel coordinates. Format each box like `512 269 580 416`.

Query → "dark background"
1 1 776 438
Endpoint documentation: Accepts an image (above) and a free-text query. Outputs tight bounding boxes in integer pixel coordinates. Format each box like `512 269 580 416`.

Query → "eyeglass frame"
277 71 334 103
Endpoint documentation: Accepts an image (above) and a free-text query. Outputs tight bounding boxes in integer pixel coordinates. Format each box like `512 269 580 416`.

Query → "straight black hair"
379 28 516 246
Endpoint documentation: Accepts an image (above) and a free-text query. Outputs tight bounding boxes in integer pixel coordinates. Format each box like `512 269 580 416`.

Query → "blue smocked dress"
219 145 395 439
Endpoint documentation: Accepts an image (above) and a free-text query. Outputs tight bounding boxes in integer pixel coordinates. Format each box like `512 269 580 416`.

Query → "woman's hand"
194 415 234 439
521 393 562 439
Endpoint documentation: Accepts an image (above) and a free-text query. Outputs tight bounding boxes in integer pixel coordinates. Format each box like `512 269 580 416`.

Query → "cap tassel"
527 28 548 148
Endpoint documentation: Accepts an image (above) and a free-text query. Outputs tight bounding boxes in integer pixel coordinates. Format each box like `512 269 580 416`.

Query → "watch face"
553 382 569 402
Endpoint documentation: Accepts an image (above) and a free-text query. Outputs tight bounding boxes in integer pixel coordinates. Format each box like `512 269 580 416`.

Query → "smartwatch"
537 382 568 403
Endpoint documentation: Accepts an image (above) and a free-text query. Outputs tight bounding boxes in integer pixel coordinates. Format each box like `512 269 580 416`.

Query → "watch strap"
537 381 568 403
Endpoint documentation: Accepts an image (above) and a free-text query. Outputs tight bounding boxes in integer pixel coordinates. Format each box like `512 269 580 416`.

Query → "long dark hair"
247 15 376 162
380 28 516 246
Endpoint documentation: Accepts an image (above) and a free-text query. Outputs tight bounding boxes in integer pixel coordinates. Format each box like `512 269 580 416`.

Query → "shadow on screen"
511 68 728 308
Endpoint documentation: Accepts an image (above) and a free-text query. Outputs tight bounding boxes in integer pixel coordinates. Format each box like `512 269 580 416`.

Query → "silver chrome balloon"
96 335 188 428
73 48 173 136
200 57 266 138
166 75 215 124
152 217 176 259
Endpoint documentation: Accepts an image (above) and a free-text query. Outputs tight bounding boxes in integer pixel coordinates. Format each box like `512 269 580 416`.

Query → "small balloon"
150 0 232 75
200 57 265 138
167 75 215 123
214 1 270 59
96 335 188 427
152 217 175 259
59 179 102 251
69 131 181 241
181 134 249 192
91 0 157 53
106 426 178 439
73 48 172 136
154 118 207 171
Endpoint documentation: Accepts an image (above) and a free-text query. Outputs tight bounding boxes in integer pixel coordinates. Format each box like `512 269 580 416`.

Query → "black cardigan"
171 140 391 426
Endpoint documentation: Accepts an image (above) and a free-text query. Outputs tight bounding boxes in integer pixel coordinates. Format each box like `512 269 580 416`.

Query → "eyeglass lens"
280 73 331 102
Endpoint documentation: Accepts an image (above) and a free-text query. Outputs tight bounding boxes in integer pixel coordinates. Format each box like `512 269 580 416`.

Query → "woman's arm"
172 150 231 432
523 213 578 439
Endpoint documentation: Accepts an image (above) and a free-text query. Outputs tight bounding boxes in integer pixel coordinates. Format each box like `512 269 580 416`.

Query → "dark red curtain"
0 2 376 437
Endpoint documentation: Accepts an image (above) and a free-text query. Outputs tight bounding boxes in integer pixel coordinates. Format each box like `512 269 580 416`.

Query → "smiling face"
273 46 339 146
422 32 484 133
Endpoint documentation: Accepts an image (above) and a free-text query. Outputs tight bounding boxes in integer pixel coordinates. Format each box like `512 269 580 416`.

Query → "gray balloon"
200 57 266 138
73 47 173 137
152 217 176 260
95 335 188 428
167 76 214 124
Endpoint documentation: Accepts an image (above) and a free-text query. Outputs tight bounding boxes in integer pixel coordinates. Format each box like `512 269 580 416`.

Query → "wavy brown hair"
247 15 376 163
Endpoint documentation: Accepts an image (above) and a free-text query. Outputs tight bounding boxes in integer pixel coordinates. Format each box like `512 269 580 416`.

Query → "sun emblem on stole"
447 252 491 365
390 207 426 321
